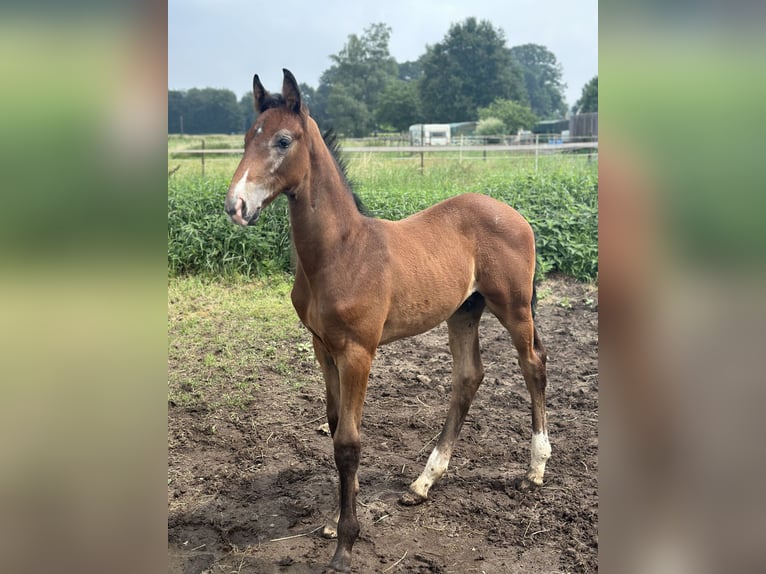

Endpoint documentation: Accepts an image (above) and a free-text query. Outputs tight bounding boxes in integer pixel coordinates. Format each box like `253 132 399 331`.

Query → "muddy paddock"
168 276 598 573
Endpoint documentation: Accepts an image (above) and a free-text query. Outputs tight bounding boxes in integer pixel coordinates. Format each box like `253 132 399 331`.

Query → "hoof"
324 565 350 574
322 524 338 539
399 489 427 506
514 475 542 492
328 548 352 573
324 565 349 574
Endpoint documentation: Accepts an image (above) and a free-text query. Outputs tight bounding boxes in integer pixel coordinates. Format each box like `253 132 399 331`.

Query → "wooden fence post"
201 139 205 177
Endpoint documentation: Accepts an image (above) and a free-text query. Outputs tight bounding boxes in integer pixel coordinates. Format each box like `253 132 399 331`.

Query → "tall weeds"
168 156 597 281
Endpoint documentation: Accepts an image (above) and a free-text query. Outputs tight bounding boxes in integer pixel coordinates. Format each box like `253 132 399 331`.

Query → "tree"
326 85 372 137
476 117 506 139
419 18 527 122
375 80 422 132
398 59 423 82
478 99 538 134
178 88 242 134
239 93 255 132
573 76 598 114
168 90 186 133
317 23 399 134
298 83 317 114
310 82 332 130
168 89 243 134
510 44 567 119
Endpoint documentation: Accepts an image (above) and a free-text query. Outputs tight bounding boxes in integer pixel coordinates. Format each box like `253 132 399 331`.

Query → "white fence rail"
168 138 598 176
170 141 597 155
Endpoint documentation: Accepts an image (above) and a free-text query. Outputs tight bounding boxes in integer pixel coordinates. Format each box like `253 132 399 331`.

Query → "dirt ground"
168 276 598 573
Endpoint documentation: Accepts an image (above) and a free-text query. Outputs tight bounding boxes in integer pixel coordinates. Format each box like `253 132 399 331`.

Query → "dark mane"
321 129 370 216
256 93 286 113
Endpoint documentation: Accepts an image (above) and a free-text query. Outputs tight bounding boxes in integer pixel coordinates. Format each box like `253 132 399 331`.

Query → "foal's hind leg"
488 298 551 490
517 323 550 490
401 294 486 505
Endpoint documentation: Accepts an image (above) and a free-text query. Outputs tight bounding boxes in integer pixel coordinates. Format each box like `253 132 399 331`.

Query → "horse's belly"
379 258 477 345
379 291 470 345
379 318 443 346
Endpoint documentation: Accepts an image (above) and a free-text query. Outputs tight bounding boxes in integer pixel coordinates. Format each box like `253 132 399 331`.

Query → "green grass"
167 275 314 407
168 133 244 152
168 176 292 277
168 152 598 281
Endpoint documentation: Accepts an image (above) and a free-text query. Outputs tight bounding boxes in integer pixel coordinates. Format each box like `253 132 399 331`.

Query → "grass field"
168 133 597 179
168 274 312 408
168 137 598 281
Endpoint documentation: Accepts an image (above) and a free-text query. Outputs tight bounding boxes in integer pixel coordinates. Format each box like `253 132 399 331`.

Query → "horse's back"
393 193 534 253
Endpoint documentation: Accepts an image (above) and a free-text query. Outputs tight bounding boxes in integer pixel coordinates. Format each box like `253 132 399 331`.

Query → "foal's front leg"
312 336 346 538
327 343 372 573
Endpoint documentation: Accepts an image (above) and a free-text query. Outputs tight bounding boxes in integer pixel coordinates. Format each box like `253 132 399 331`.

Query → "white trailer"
409 123 451 146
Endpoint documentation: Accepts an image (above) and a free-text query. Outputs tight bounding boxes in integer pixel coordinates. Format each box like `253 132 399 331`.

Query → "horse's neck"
288 129 362 276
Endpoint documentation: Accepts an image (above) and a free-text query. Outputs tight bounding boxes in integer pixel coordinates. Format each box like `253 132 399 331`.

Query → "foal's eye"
277 136 291 150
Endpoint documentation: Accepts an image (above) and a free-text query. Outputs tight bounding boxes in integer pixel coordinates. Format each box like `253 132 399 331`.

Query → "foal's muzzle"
225 196 261 226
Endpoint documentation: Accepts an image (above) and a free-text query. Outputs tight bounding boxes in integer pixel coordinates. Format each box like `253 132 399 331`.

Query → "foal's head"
225 69 310 226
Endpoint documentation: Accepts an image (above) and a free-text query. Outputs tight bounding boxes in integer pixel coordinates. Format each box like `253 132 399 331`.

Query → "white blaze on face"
231 168 272 223
232 168 250 199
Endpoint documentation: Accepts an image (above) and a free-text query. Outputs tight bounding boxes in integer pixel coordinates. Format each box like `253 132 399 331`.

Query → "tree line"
168 19 597 137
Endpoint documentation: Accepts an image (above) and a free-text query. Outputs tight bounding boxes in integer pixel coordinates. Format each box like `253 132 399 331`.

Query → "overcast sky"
169 0 597 108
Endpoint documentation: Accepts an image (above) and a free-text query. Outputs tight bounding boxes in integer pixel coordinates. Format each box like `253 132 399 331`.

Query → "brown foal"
224 69 550 573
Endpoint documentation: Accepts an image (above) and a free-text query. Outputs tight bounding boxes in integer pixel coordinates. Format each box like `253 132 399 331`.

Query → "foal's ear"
253 74 268 113
282 68 302 114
